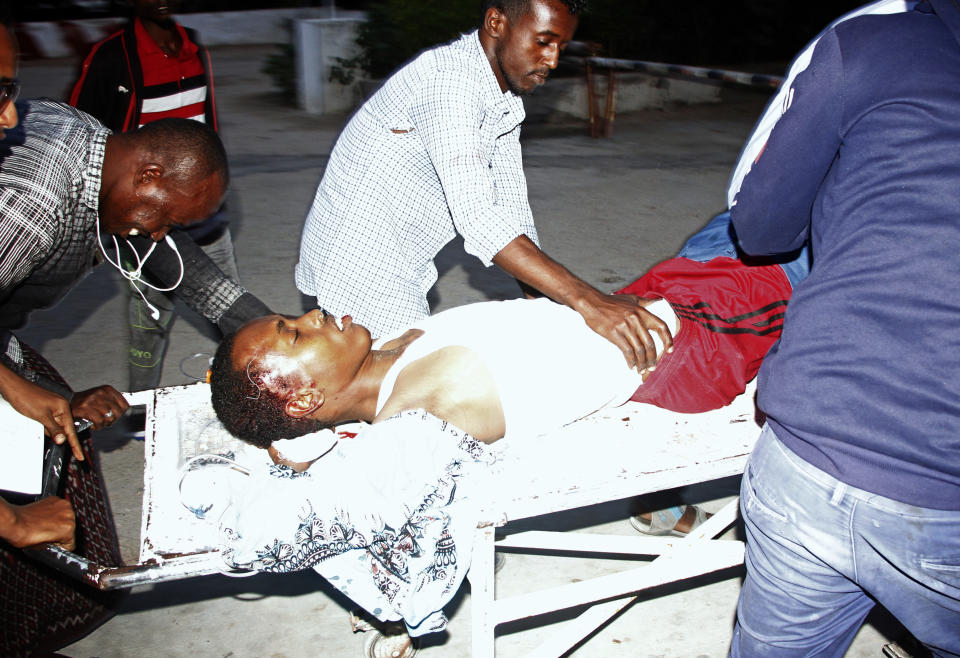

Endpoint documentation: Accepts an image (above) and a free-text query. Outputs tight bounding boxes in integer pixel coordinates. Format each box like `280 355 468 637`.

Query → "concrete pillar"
295 17 364 115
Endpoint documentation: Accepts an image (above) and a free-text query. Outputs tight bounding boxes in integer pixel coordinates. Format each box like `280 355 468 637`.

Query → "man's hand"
575 289 673 371
1 497 76 551
0 363 85 461
70 385 129 433
492 235 673 371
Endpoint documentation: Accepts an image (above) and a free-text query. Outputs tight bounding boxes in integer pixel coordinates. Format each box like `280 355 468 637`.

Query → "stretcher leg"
469 524 497 658
475 497 743 656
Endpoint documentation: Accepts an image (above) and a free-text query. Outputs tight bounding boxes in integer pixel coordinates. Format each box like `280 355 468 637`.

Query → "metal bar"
492 540 744 626
603 68 617 137
123 389 156 407
497 530 706 555
526 597 636 658
689 497 740 541
469 525 497 658
566 55 784 90
97 553 240 589
26 545 236 590
488 455 749 524
523 499 743 656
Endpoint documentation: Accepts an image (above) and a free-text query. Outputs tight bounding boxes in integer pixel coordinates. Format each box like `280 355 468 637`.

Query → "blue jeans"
731 425 960 657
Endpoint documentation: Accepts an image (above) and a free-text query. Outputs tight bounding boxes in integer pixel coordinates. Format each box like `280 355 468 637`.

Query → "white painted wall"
18 7 356 58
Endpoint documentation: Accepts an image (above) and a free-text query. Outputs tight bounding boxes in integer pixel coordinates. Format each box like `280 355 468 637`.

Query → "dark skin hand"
70 385 129 433
0 497 76 551
0 363 128 461
493 235 673 370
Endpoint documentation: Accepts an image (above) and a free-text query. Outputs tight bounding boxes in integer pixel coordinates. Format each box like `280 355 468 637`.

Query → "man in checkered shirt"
296 0 673 373
0 98 267 462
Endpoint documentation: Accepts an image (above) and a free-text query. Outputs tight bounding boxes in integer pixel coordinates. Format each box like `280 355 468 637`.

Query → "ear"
482 6 507 39
285 387 324 419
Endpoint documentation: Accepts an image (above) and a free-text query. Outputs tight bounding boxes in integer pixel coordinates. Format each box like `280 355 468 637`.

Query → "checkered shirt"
295 30 539 337
0 101 108 329
0 100 245 331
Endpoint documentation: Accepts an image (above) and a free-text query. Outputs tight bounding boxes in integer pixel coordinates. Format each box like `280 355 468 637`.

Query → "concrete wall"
17 7 344 59
292 18 720 118
17 8 721 118
524 72 721 123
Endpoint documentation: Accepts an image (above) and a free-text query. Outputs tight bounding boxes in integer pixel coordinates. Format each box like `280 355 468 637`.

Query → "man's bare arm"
493 235 672 370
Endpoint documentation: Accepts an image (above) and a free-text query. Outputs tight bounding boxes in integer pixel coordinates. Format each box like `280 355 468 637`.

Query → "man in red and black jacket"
69 0 217 132
70 0 244 396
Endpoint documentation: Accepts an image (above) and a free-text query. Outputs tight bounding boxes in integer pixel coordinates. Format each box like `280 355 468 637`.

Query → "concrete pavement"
15 46 903 657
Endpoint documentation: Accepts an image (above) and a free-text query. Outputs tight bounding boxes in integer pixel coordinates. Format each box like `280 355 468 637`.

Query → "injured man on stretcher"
210 212 808 459
197 212 809 635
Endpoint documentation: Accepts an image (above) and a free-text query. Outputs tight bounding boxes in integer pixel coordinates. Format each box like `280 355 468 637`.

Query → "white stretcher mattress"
136 379 759 565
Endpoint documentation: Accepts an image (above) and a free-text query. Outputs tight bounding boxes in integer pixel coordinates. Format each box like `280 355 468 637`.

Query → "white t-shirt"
375 298 674 441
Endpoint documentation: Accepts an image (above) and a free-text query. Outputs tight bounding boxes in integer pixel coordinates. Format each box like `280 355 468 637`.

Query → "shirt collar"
82 128 109 215
464 30 525 124
134 17 198 60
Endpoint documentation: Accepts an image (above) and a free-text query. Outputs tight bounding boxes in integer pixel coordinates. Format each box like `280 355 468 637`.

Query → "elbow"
730 206 764 255
731 208 805 257
734 230 771 256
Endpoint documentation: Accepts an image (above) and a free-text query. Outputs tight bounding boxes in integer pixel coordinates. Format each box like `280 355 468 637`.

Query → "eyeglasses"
0 79 19 113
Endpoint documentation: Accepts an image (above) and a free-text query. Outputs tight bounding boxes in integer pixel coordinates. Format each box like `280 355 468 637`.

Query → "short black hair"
132 117 229 188
209 331 328 449
482 0 587 21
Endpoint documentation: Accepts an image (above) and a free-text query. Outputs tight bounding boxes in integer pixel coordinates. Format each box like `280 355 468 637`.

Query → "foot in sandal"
630 504 710 537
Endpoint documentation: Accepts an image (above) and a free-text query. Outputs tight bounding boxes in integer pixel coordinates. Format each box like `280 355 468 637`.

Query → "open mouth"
321 309 345 331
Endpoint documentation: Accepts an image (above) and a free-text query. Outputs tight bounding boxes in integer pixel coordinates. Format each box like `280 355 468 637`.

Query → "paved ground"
15 46 904 657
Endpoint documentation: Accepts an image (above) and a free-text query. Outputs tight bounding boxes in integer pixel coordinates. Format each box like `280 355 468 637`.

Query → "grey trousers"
126 229 241 391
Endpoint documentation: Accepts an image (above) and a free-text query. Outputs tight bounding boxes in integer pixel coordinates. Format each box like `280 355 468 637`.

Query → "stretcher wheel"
363 628 418 658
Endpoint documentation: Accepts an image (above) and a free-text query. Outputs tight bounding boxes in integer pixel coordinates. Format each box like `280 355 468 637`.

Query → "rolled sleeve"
410 69 535 266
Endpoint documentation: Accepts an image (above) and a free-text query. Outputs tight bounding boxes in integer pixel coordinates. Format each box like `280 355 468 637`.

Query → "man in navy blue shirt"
730 1 960 654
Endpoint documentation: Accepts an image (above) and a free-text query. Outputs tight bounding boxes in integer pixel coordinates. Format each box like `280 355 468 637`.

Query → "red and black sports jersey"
617 256 792 413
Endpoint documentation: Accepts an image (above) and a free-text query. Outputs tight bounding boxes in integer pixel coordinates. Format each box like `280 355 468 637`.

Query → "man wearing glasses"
0 16 270 652
0 23 76 555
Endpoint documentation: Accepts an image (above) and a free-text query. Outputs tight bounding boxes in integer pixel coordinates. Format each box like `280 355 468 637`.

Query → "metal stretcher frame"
466 385 760 657
30 381 759 658
30 385 241 590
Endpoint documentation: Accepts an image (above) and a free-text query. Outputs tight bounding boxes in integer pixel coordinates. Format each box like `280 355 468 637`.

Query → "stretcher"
31 379 761 656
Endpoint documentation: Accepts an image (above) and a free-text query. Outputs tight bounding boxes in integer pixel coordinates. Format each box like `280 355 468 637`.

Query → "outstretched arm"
136 232 271 334
493 235 672 370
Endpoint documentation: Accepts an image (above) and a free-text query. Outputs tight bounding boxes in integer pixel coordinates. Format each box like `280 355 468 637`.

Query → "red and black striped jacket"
68 19 217 133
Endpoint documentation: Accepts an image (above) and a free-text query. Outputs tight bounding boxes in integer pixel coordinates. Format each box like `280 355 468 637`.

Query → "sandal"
629 504 708 537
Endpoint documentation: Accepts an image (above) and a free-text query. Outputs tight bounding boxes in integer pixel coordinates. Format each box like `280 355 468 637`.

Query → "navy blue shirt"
731 3 960 510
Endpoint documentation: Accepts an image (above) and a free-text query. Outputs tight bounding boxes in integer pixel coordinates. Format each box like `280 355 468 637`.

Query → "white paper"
0 396 43 495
